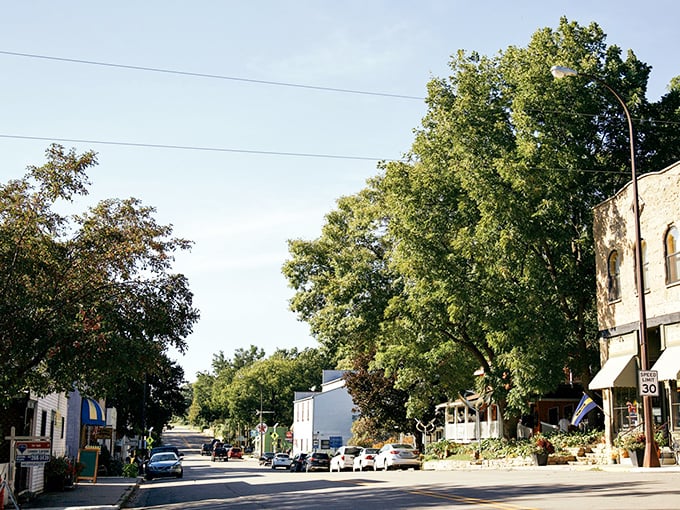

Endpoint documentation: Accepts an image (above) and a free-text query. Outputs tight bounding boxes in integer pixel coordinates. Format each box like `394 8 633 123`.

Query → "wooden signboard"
77 448 100 483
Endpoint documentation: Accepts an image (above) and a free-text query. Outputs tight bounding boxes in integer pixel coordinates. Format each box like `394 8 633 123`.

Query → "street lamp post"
256 387 274 459
550 65 659 467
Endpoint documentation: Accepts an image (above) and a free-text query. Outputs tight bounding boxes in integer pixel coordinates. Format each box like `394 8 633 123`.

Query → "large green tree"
284 18 680 437
0 145 199 407
107 355 187 437
188 346 328 439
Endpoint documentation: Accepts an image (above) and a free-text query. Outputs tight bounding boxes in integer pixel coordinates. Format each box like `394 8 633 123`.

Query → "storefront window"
613 388 639 433
672 382 680 431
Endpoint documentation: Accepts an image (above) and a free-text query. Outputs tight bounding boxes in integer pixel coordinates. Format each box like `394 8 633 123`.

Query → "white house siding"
27 392 68 495
313 386 356 447
292 371 357 454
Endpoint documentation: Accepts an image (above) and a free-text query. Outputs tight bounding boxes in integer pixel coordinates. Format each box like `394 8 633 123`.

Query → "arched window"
666 226 680 284
608 250 621 301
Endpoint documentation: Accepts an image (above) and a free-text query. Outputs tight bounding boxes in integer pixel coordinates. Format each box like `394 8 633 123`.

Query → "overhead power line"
0 133 399 162
0 134 633 175
0 50 425 101
3 50 678 127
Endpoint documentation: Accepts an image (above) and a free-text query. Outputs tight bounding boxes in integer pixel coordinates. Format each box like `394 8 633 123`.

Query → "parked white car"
373 443 421 470
271 453 292 469
352 447 380 471
330 445 362 472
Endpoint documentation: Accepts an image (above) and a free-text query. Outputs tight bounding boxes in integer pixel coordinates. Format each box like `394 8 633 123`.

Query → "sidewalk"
20 477 139 510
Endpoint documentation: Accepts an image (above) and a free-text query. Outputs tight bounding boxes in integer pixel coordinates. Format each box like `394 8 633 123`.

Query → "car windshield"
363 448 379 454
151 453 178 462
310 453 329 459
390 444 414 449
344 447 362 455
275 453 289 458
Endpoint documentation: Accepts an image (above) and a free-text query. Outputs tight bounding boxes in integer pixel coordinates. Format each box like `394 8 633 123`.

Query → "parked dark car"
304 451 330 472
150 445 183 459
211 443 229 462
200 443 213 456
289 452 307 472
258 452 275 466
145 452 183 480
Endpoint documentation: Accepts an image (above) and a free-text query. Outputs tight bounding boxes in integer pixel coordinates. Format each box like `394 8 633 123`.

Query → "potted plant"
530 435 555 466
44 456 84 491
614 432 646 466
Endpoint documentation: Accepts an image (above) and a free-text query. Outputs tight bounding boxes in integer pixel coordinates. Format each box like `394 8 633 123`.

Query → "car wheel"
177 472 183 478
145 475 153 481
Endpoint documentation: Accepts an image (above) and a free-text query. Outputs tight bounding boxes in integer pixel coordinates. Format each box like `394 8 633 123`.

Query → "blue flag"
571 394 598 426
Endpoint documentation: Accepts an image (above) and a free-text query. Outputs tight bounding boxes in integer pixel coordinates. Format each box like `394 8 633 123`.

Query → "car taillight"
340 455 345 460
389 450 399 454
413 451 419 455
366 455 373 459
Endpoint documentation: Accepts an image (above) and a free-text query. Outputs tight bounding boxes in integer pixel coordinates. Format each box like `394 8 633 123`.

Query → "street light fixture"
550 65 659 467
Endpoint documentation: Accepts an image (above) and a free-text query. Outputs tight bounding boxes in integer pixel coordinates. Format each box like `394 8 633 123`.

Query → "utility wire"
0 133 400 162
3 50 678 126
0 50 425 101
0 134 634 175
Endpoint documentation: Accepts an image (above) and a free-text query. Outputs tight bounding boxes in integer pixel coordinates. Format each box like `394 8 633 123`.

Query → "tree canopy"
283 18 680 437
187 346 328 441
0 145 199 409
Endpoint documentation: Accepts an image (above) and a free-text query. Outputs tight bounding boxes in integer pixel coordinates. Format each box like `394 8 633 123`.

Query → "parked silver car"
145 452 183 480
373 443 421 470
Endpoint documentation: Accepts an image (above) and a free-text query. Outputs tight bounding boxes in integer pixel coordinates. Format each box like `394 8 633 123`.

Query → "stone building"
592 160 680 445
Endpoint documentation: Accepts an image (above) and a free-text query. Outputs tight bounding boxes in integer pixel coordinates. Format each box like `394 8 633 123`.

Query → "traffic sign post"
639 370 659 397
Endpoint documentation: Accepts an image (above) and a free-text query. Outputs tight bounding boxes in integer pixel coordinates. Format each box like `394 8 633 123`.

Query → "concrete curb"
115 478 141 509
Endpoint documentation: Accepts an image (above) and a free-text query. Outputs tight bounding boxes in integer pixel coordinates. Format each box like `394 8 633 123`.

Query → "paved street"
121 426 680 509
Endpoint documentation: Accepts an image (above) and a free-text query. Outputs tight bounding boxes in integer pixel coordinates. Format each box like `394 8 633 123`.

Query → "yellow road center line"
409 488 539 510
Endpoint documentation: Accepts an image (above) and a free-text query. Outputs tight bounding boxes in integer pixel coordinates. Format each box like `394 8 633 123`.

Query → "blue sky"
2 1 678 382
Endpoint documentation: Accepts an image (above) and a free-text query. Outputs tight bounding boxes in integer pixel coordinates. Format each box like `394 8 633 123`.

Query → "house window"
642 241 649 291
666 226 680 284
635 241 650 293
40 410 47 436
608 250 621 301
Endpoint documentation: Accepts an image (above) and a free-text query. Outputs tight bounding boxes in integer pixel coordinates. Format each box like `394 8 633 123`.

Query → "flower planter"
627 449 644 467
533 452 549 466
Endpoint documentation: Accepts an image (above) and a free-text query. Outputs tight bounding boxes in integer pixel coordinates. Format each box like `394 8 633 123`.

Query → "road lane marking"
409 488 539 509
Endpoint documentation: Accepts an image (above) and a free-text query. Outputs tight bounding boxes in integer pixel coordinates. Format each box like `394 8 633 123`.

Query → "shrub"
122 462 139 478
614 431 646 451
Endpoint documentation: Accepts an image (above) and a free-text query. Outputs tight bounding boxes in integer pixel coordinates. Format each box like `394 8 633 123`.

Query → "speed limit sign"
639 370 659 396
